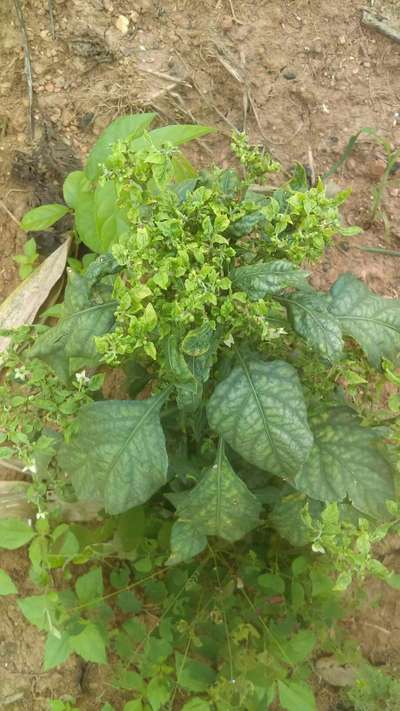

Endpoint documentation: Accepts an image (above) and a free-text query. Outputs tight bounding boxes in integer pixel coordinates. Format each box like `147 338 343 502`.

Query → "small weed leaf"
278 680 316 711
21 204 69 231
44 632 71 671
0 569 17 595
69 623 107 664
75 567 103 604
175 652 217 692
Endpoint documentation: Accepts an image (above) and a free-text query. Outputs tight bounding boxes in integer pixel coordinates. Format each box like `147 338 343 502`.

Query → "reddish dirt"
1 0 400 708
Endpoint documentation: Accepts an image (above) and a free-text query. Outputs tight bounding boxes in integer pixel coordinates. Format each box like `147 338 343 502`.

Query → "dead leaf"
315 656 359 687
0 237 71 353
0 481 34 519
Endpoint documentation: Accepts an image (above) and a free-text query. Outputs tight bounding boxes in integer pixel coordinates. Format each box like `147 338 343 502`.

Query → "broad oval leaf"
207 357 313 477
75 181 129 253
0 518 34 549
329 273 400 367
58 395 169 514
63 170 91 208
285 292 343 362
130 124 214 153
295 407 395 518
167 442 261 562
85 112 156 180
231 260 309 299
69 623 107 664
21 203 69 231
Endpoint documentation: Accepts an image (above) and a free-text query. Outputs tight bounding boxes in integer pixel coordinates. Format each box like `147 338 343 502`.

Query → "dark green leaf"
207 356 313 477
85 113 156 180
58 394 169 514
21 204 69 231
167 442 261 562
147 677 171 711
329 273 400 367
269 489 323 546
231 260 309 299
295 407 395 518
0 518 34 549
285 292 343 362
176 652 216 692
0 569 17 595
228 211 265 238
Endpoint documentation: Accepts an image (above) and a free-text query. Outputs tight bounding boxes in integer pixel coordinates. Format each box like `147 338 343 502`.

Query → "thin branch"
361 9 400 45
48 0 56 39
0 199 23 229
13 0 34 137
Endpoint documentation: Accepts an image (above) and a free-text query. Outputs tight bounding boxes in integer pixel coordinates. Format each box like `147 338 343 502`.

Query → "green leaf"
44 632 71 670
58 394 169 514
69 623 107 664
284 630 316 664
147 677 171 711
257 573 284 594
63 170 91 208
123 701 143 711
85 113 156 180
167 522 207 566
207 356 313 477
75 567 103 604
21 203 70 231
176 653 217 692
231 260 309 299
329 273 400 367
75 181 129 253
285 292 344 362
181 700 211 711
131 124 214 153
29 267 116 381
278 680 316 711
0 569 17 595
18 594 55 631
295 407 394 518
167 442 261 561
0 518 34 549
182 323 214 357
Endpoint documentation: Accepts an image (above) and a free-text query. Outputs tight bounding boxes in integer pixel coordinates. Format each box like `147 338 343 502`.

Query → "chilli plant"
1 114 400 710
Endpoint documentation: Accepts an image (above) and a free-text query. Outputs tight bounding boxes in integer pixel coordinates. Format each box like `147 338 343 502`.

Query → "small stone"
45 82 55 92
338 35 346 45
115 14 129 34
221 15 233 31
389 188 400 198
130 10 139 23
283 70 296 80
367 158 386 180
103 0 113 10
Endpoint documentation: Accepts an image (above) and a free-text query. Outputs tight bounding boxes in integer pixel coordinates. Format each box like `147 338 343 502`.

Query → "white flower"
23 462 37 475
75 369 90 385
14 366 30 381
36 511 47 520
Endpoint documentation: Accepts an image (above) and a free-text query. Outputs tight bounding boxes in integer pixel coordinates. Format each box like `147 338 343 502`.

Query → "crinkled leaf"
182 323 214 357
329 273 400 367
295 407 394 518
85 113 156 180
69 623 107 664
207 356 313 477
0 518 34 549
228 211 265 238
167 521 207 566
0 569 17 595
21 203 69 231
167 442 261 560
58 395 169 514
285 291 343 362
269 489 323 546
75 567 103 604
29 267 116 381
231 260 309 299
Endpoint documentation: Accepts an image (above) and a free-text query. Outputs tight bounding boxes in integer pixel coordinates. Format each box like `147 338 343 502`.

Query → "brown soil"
1 0 400 708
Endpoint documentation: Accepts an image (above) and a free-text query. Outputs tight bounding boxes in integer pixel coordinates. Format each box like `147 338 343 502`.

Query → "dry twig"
361 9 400 45
13 0 34 137
48 0 56 39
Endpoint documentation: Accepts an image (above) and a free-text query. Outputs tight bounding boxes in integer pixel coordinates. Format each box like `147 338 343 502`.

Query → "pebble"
221 15 233 31
115 14 129 34
338 35 346 45
283 70 296 80
103 0 113 10
130 10 139 23
366 158 386 180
